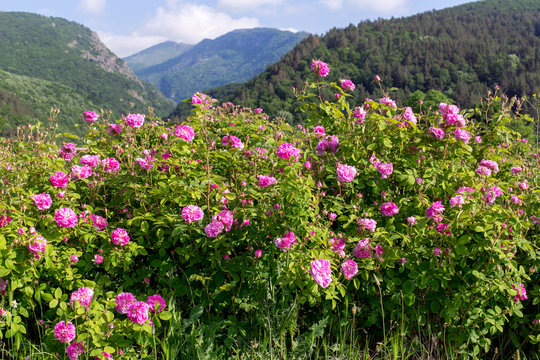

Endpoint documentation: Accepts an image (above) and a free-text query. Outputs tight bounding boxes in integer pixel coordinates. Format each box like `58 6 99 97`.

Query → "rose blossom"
174 124 195 142
311 60 330 77
454 128 470 143
111 228 130 246
125 113 145 128
381 202 399 217
70 287 94 308
377 162 393 178
82 110 99 123
353 106 367 123
80 154 100 167
512 283 527 302
336 164 356 182
311 259 332 288
353 238 371 258
341 260 358 279
213 210 233 232
50 171 70 188
71 165 92 179
379 97 397 107
54 321 76 343
277 142 300 161
28 235 47 259
55 208 78 228
258 175 277 187
101 158 120 173
449 194 465 208
182 205 204 223
340 79 355 91
274 231 297 252
357 218 377 232
33 193 52 210
205 221 224 238
313 126 325 136
429 127 445 140
66 341 84 360
115 292 136 314
147 294 166 313
401 107 417 125
426 201 445 222
127 301 150 324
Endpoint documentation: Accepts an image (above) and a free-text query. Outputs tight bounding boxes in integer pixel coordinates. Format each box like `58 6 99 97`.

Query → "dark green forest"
170 0 540 139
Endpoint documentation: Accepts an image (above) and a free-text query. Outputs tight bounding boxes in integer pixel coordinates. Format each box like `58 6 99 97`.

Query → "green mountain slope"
0 12 175 134
123 41 194 73
170 0 540 124
135 28 309 102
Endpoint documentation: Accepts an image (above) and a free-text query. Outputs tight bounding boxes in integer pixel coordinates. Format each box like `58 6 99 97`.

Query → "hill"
123 41 194 73
0 12 175 135
170 0 540 130
134 28 309 102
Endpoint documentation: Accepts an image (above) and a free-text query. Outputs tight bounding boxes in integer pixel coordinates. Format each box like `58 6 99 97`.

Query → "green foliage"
0 12 175 135
0 61 538 359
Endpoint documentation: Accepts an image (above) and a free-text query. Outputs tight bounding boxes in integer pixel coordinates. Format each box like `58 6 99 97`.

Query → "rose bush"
0 60 537 358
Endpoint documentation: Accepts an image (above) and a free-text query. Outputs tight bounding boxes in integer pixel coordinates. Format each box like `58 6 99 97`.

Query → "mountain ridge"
0 11 175 135
130 27 309 102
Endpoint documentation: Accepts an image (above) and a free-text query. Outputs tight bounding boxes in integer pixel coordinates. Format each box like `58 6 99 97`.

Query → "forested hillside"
0 12 175 135
170 0 540 137
135 28 308 102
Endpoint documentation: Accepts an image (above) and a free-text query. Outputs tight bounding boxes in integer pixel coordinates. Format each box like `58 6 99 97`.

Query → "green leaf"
402 280 416 294
141 221 149 233
54 287 62 300
189 304 204 322
159 311 173 321
49 299 58 308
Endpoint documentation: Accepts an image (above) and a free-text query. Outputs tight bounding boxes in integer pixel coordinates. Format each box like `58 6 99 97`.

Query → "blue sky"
1 0 478 57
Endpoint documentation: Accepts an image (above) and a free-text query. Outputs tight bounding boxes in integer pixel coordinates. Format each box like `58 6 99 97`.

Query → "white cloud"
98 32 167 58
142 3 260 44
218 0 283 11
78 0 107 14
99 2 261 57
279 27 299 33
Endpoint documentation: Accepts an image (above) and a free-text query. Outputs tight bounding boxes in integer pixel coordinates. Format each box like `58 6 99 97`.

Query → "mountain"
0 12 175 135
124 41 194 73
170 0 540 130
133 28 309 102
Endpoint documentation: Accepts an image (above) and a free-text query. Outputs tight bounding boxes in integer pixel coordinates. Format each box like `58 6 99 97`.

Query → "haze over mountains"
125 28 309 102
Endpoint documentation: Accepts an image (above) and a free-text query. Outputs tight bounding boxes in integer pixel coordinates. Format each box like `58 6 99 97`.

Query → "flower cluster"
311 60 330 77
274 231 297 252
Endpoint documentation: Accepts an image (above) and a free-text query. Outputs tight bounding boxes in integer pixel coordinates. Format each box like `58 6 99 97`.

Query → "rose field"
0 61 538 359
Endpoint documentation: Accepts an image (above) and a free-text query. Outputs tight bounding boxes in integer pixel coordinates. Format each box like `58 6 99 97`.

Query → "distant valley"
124 28 309 102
